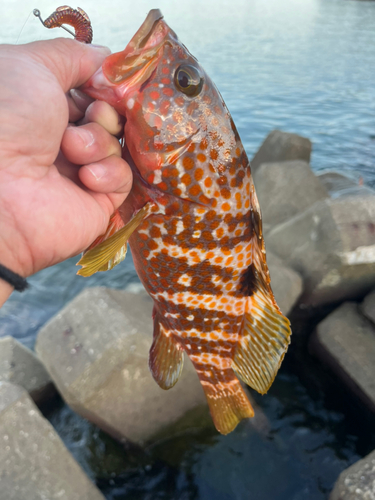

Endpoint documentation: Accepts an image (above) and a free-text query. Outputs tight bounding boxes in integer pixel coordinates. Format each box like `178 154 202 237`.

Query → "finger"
55 151 81 185
25 38 110 92
79 155 132 202
79 100 124 136
67 93 85 123
70 89 94 113
61 122 122 165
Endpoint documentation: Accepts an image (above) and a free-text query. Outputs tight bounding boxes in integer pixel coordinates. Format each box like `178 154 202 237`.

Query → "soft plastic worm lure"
33 6 93 43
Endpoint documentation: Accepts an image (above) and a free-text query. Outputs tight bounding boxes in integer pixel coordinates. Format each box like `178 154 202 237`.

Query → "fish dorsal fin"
232 290 291 395
149 319 184 390
77 202 153 277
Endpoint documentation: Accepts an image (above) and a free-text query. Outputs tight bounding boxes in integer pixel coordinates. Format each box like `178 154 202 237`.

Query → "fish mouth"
102 9 167 88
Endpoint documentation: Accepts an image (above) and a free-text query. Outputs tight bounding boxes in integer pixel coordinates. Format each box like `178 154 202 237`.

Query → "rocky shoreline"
1 129 374 499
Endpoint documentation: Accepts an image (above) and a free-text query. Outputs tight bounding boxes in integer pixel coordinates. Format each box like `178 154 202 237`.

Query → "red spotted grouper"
72 9 292 434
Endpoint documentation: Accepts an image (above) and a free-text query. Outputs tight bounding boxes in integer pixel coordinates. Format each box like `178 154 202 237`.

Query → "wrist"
0 238 30 307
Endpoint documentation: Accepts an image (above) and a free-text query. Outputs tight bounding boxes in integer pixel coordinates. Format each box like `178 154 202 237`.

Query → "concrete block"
310 302 375 413
0 381 104 500
250 129 312 174
330 449 375 500
265 195 375 306
0 336 54 404
253 160 328 228
267 252 303 316
361 288 375 325
36 288 207 445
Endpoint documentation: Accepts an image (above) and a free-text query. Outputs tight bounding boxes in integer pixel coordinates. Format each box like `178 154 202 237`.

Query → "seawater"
1 0 375 498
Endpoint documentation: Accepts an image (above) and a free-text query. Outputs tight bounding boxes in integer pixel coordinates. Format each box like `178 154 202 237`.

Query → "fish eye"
174 64 204 98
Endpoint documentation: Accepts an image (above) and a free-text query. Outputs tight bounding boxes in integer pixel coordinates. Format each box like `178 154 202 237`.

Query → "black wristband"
0 264 29 292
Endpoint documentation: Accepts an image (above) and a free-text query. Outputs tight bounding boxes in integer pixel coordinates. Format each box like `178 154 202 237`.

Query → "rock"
310 302 375 413
316 171 357 196
36 288 207 445
250 130 312 174
253 160 328 229
317 171 375 199
266 252 303 316
0 381 104 500
361 288 375 325
265 195 375 306
0 336 55 404
330 449 375 500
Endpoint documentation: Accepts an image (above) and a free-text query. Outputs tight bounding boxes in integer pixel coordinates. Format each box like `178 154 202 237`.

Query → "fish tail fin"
149 319 184 390
194 362 254 435
232 290 291 395
77 203 152 277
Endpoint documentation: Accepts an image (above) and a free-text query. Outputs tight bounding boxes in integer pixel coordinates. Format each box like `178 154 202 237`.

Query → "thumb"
24 38 110 92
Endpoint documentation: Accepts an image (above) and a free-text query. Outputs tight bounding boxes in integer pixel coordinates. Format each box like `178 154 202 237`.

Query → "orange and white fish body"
78 9 291 434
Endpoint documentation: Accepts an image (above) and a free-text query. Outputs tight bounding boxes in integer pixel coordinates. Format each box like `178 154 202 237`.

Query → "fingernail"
70 89 93 111
86 164 107 181
90 44 111 56
72 127 95 148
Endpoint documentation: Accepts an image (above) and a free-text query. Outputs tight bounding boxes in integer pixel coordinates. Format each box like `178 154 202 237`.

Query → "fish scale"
77 8 292 434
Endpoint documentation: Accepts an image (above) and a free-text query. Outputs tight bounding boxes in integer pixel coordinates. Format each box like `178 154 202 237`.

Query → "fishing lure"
33 6 92 43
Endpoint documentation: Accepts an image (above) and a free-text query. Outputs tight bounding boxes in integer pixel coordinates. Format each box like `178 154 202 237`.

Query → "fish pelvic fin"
77 202 153 277
232 290 292 395
197 368 254 435
149 320 184 390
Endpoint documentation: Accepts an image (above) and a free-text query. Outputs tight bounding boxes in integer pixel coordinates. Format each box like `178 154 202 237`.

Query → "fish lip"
128 9 164 52
102 9 167 90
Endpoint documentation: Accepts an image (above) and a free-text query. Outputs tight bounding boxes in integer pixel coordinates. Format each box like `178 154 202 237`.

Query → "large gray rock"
267 251 303 316
310 302 375 413
361 288 375 325
0 336 54 404
265 195 375 306
330 449 375 500
253 160 328 229
0 381 104 500
250 130 312 173
36 288 207 445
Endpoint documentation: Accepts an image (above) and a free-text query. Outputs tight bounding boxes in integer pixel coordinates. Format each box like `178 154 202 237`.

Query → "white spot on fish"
159 83 164 88
187 315 194 321
193 230 201 238
176 220 184 235
154 169 162 184
126 98 135 109
178 274 192 287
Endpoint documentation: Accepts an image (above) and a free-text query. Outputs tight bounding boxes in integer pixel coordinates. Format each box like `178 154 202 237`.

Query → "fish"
76 9 292 434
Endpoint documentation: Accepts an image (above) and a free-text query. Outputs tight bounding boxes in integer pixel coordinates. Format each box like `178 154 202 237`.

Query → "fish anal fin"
202 376 254 435
77 202 153 277
233 290 292 395
149 321 184 390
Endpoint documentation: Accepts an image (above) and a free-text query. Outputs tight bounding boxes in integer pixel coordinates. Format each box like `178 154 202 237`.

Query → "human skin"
0 39 133 306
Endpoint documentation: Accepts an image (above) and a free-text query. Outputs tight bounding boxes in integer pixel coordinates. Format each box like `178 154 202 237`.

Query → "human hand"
0 39 132 303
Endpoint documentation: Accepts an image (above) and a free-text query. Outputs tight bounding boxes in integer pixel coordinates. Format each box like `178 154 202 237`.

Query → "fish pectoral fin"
196 366 254 435
149 320 184 390
232 291 292 395
77 203 152 277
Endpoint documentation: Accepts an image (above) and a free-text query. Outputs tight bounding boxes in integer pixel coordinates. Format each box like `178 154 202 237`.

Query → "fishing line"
15 10 34 45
